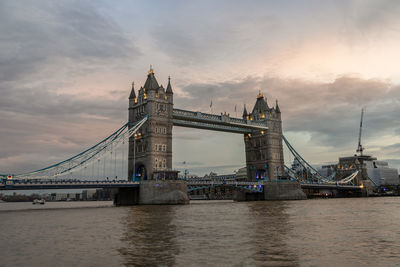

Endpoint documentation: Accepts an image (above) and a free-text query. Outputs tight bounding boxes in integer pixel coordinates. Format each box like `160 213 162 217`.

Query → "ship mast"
356 108 365 156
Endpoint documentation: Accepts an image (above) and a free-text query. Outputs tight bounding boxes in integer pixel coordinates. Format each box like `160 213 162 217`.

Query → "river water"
0 198 399 266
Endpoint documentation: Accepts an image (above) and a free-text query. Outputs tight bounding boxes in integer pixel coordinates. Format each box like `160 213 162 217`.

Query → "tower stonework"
243 93 284 181
128 68 173 181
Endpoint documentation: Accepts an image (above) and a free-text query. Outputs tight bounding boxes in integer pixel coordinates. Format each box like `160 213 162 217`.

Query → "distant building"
319 164 336 177
366 161 399 186
82 189 96 200
235 167 248 181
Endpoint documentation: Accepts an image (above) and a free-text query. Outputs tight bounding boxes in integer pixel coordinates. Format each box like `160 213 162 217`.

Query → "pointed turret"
166 76 173 94
252 91 269 114
242 104 248 119
129 82 136 99
143 65 160 90
275 99 280 113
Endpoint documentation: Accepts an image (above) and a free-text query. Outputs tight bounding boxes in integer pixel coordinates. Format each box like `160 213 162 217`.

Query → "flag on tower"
210 100 213 108
234 105 237 112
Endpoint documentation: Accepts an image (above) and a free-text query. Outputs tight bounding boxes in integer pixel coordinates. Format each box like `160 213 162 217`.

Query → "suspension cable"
114 143 117 179
121 138 125 180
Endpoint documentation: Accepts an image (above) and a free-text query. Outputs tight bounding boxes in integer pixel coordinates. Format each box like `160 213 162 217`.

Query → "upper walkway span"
172 108 268 134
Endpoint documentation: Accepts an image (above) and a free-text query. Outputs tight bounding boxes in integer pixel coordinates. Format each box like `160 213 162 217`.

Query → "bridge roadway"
0 180 140 190
0 179 362 191
300 183 362 191
188 180 362 191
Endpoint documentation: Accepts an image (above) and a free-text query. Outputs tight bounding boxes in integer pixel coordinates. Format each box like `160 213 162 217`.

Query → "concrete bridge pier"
263 181 307 200
114 180 189 206
113 187 140 206
233 181 307 201
139 180 189 204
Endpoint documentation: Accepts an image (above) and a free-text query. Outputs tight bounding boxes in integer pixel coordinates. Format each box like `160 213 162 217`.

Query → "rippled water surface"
1 198 400 266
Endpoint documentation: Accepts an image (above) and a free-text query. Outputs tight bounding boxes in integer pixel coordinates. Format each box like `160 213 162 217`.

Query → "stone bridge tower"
243 92 284 181
128 67 174 181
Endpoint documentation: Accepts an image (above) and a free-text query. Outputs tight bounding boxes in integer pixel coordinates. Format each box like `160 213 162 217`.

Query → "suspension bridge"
0 115 361 193
1 68 365 203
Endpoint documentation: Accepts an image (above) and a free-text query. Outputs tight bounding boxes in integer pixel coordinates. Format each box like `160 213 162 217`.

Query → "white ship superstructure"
365 160 399 186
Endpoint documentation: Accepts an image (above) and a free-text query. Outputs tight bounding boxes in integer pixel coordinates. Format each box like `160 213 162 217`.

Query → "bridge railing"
187 180 265 185
230 117 247 124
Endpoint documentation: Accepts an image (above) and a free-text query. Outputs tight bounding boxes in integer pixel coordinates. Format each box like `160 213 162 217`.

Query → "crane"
356 108 365 156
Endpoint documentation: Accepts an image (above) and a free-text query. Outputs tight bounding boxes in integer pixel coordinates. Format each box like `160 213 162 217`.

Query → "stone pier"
114 180 189 206
139 180 189 204
233 181 307 201
113 187 140 206
264 181 307 200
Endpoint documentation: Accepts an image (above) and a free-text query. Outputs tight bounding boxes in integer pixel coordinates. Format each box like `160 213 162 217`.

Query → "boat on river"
32 199 45 205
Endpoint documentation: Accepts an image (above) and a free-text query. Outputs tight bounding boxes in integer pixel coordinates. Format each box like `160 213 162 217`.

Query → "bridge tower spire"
129 82 137 102
166 76 173 95
242 104 248 119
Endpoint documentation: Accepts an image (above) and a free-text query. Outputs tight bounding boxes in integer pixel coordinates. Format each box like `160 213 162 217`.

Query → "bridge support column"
114 187 140 206
264 181 307 200
114 180 189 205
139 180 189 204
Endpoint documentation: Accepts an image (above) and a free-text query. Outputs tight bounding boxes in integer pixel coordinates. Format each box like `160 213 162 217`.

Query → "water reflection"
119 201 299 266
1 198 399 266
117 199 400 266
119 206 179 266
247 201 299 266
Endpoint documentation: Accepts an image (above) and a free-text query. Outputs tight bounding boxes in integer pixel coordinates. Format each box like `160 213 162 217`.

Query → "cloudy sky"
1 0 400 176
